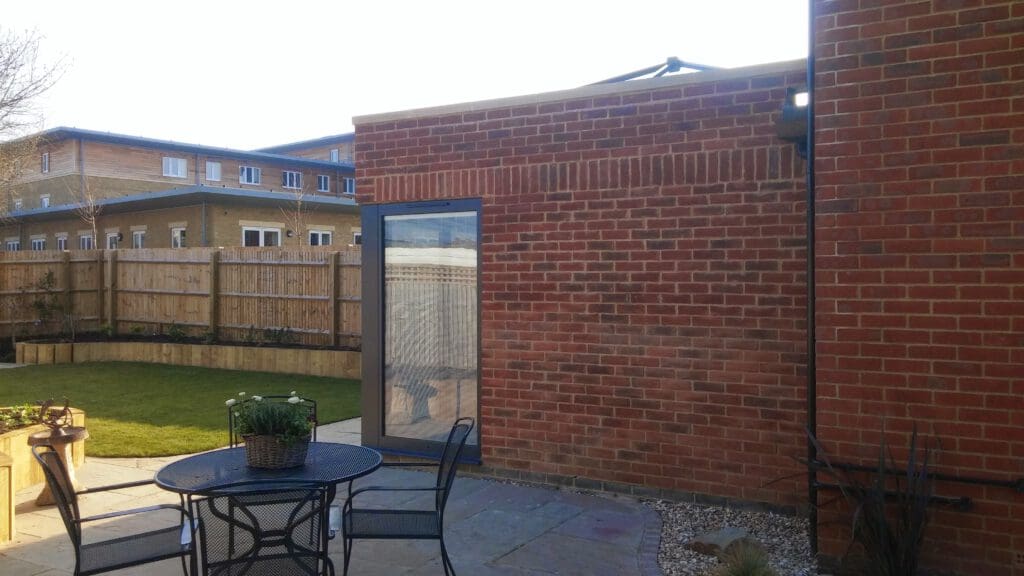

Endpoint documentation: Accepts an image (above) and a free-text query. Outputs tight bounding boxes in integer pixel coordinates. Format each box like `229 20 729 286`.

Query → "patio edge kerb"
352 58 806 126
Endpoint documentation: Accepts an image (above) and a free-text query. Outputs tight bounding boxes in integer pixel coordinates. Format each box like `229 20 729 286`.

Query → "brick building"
1 128 360 250
352 1 1022 573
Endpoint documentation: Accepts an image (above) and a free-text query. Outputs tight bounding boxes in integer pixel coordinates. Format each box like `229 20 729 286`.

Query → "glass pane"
243 229 260 246
264 230 280 246
383 211 478 445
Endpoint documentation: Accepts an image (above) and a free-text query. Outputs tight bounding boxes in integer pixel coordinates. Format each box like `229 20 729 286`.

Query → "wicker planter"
243 434 310 469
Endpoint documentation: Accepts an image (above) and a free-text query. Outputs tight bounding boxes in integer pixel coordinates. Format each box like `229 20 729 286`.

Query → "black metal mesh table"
155 443 382 494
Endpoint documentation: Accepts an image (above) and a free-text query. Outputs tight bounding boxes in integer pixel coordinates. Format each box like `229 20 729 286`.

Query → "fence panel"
0 247 362 348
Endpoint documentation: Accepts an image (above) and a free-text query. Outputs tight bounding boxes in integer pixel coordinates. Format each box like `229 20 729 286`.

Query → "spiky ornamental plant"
810 425 933 576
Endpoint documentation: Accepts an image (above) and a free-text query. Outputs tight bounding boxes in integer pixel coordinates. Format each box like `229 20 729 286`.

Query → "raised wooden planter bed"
0 408 86 543
16 341 360 379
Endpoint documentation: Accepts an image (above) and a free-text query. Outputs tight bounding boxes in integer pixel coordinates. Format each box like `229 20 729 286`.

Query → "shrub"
226 392 312 445
713 542 777 576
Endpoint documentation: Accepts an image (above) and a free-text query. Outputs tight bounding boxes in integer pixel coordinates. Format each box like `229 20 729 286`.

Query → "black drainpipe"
806 0 818 556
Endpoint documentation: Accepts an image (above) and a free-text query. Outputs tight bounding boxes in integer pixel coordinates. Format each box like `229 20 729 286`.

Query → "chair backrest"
435 417 475 514
228 395 317 447
193 480 330 576
31 445 82 547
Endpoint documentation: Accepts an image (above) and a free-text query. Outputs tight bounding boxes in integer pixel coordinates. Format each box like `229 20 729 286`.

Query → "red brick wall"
356 63 811 507
814 1 1024 573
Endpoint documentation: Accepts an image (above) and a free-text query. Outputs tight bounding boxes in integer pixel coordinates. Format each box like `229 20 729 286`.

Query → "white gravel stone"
647 500 818 576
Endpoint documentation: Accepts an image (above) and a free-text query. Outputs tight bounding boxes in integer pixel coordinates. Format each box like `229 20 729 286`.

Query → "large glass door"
361 200 480 459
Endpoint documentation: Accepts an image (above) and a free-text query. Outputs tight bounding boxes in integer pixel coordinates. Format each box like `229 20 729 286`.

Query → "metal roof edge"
255 132 356 153
353 58 806 126
37 127 356 171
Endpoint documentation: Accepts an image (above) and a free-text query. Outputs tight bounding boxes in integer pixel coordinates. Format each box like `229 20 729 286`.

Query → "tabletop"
154 442 382 494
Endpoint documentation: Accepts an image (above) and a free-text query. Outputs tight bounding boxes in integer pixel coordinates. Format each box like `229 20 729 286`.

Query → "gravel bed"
647 500 818 576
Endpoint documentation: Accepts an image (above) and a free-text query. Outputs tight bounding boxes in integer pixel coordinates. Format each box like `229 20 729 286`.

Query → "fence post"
96 251 104 332
62 251 73 330
329 251 339 348
209 249 220 339
105 250 117 334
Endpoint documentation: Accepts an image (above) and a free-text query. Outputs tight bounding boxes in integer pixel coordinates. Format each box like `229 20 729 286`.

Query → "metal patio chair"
341 417 475 576
228 395 318 447
31 444 197 576
191 480 335 576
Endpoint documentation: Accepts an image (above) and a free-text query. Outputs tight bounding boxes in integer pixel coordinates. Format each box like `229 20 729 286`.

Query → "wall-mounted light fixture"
286 230 294 238
775 87 809 158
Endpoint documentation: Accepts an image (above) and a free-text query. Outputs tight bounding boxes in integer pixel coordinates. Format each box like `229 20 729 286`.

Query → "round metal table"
155 442 382 495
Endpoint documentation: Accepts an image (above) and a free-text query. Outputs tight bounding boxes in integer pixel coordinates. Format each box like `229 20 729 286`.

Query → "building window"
13 199 22 211
309 230 332 246
41 153 49 173
242 227 281 247
282 171 302 189
79 235 94 250
353 232 362 245
162 157 187 178
5 239 20 251
31 238 45 251
56 235 68 251
132 230 145 249
40 195 50 208
317 175 329 193
171 227 186 248
239 166 261 185
106 232 119 249
343 177 355 194
206 161 221 182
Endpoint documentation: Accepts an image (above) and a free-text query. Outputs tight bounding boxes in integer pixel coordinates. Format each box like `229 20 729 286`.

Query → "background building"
1 127 360 250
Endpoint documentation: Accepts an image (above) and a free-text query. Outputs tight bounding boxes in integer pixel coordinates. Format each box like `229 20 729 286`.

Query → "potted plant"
226 392 313 469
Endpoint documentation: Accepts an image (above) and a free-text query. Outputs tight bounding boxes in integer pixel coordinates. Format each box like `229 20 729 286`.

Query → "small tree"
0 28 64 221
280 179 310 247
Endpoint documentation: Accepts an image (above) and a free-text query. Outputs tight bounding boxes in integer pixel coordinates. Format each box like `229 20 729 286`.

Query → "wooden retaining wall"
16 341 360 379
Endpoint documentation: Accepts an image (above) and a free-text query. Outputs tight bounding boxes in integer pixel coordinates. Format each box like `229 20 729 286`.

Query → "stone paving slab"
0 418 662 576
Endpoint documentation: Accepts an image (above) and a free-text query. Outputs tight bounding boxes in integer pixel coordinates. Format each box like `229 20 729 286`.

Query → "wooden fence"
0 247 362 347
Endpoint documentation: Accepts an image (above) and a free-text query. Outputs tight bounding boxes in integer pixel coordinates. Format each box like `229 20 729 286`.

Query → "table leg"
35 440 83 506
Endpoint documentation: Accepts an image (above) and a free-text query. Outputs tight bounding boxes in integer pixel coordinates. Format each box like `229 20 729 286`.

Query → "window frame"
41 152 49 173
31 238 46 251
79 235 94 250
330 149 340 163
308 230 332 246
106 232 119 249
239 166 262 185
56 235 68 251
241 226 282 247
13 199 22 211
162 156 188 178
342 177 355 194
132 230 145 249
206 161 221 182
282 171 302 189
5 239 21 251
171 227 187 248
40 195 50 208
316 174 329 193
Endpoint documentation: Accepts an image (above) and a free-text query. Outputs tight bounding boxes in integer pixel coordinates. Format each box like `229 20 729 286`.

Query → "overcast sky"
6 1 807 151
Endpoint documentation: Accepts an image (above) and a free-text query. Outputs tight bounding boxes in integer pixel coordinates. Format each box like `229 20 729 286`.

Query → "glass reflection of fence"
384 260 477 442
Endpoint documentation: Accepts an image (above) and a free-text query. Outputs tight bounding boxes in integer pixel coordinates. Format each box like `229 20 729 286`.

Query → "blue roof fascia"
40 127 355 171
10 185 357 218
255 132 356 153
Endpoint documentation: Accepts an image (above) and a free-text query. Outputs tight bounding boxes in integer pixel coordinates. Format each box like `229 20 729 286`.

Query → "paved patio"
0 419 662 575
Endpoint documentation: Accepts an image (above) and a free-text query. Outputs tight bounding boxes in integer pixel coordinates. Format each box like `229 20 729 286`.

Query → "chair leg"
440 537 455 576
342 536 353 576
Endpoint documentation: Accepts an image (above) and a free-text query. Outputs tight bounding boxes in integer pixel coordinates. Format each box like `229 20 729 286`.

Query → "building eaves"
353 58 806 126
9 185 358 222
38 127 355 171
255 132 356 154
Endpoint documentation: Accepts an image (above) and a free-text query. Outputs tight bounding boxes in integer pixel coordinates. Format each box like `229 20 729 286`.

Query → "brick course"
815 1 1023 573
356 63 810 507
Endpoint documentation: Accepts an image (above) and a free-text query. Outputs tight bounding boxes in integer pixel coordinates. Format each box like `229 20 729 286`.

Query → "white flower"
225 399 237 407
290 391 297 396
287 396 301 404
252 395 263 402
238 392 246 397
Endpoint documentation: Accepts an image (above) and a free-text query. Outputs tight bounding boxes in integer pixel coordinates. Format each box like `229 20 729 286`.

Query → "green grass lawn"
0 362 360 457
